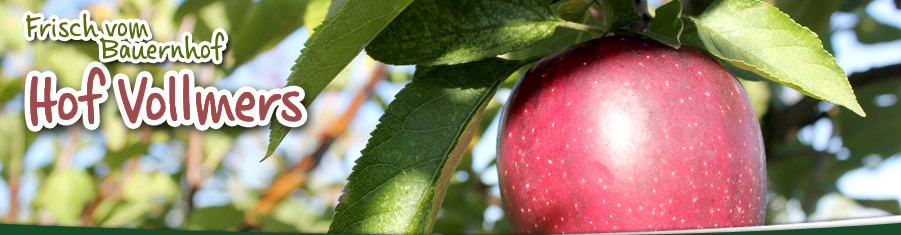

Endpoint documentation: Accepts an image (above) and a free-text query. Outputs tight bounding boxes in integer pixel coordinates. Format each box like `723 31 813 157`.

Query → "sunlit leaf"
505 0 603 61
692 0 865 116
767 0 839 37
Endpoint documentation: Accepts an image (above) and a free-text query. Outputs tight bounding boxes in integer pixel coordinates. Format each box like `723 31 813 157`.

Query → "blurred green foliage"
0 0 899 232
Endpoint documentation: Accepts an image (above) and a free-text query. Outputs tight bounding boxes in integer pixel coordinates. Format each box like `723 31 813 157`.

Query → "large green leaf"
365 0 560 65
328 58 523 233
641 0 683 48
230 0 309 68
767 0 840 53
223 0 253 33
767 0 839 38
681 24 768 82
692 0 866 117
265 0 415 159
505 0 604 60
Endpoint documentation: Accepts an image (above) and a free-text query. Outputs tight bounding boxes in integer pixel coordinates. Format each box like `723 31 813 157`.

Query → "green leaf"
231 0 309 68
224 0 253 33
767 0 839 38
265 0 415 160
506 0 604 60
0 78 21 103
327 0 348 19
681 24 769 82
328 58 523 233
98 201 153 227
854 13 901 44
598 0 638 32
558 0 595 22
365 0 560 65
691 0 866 117
189 1 230 42
641 0 683 48
35 169 96 225
173 0 216 23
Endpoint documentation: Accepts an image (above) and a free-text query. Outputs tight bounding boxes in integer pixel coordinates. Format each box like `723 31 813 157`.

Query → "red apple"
497 36 766 233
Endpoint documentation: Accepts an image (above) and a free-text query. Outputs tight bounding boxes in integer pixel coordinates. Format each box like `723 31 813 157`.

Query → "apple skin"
497 36 766 233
